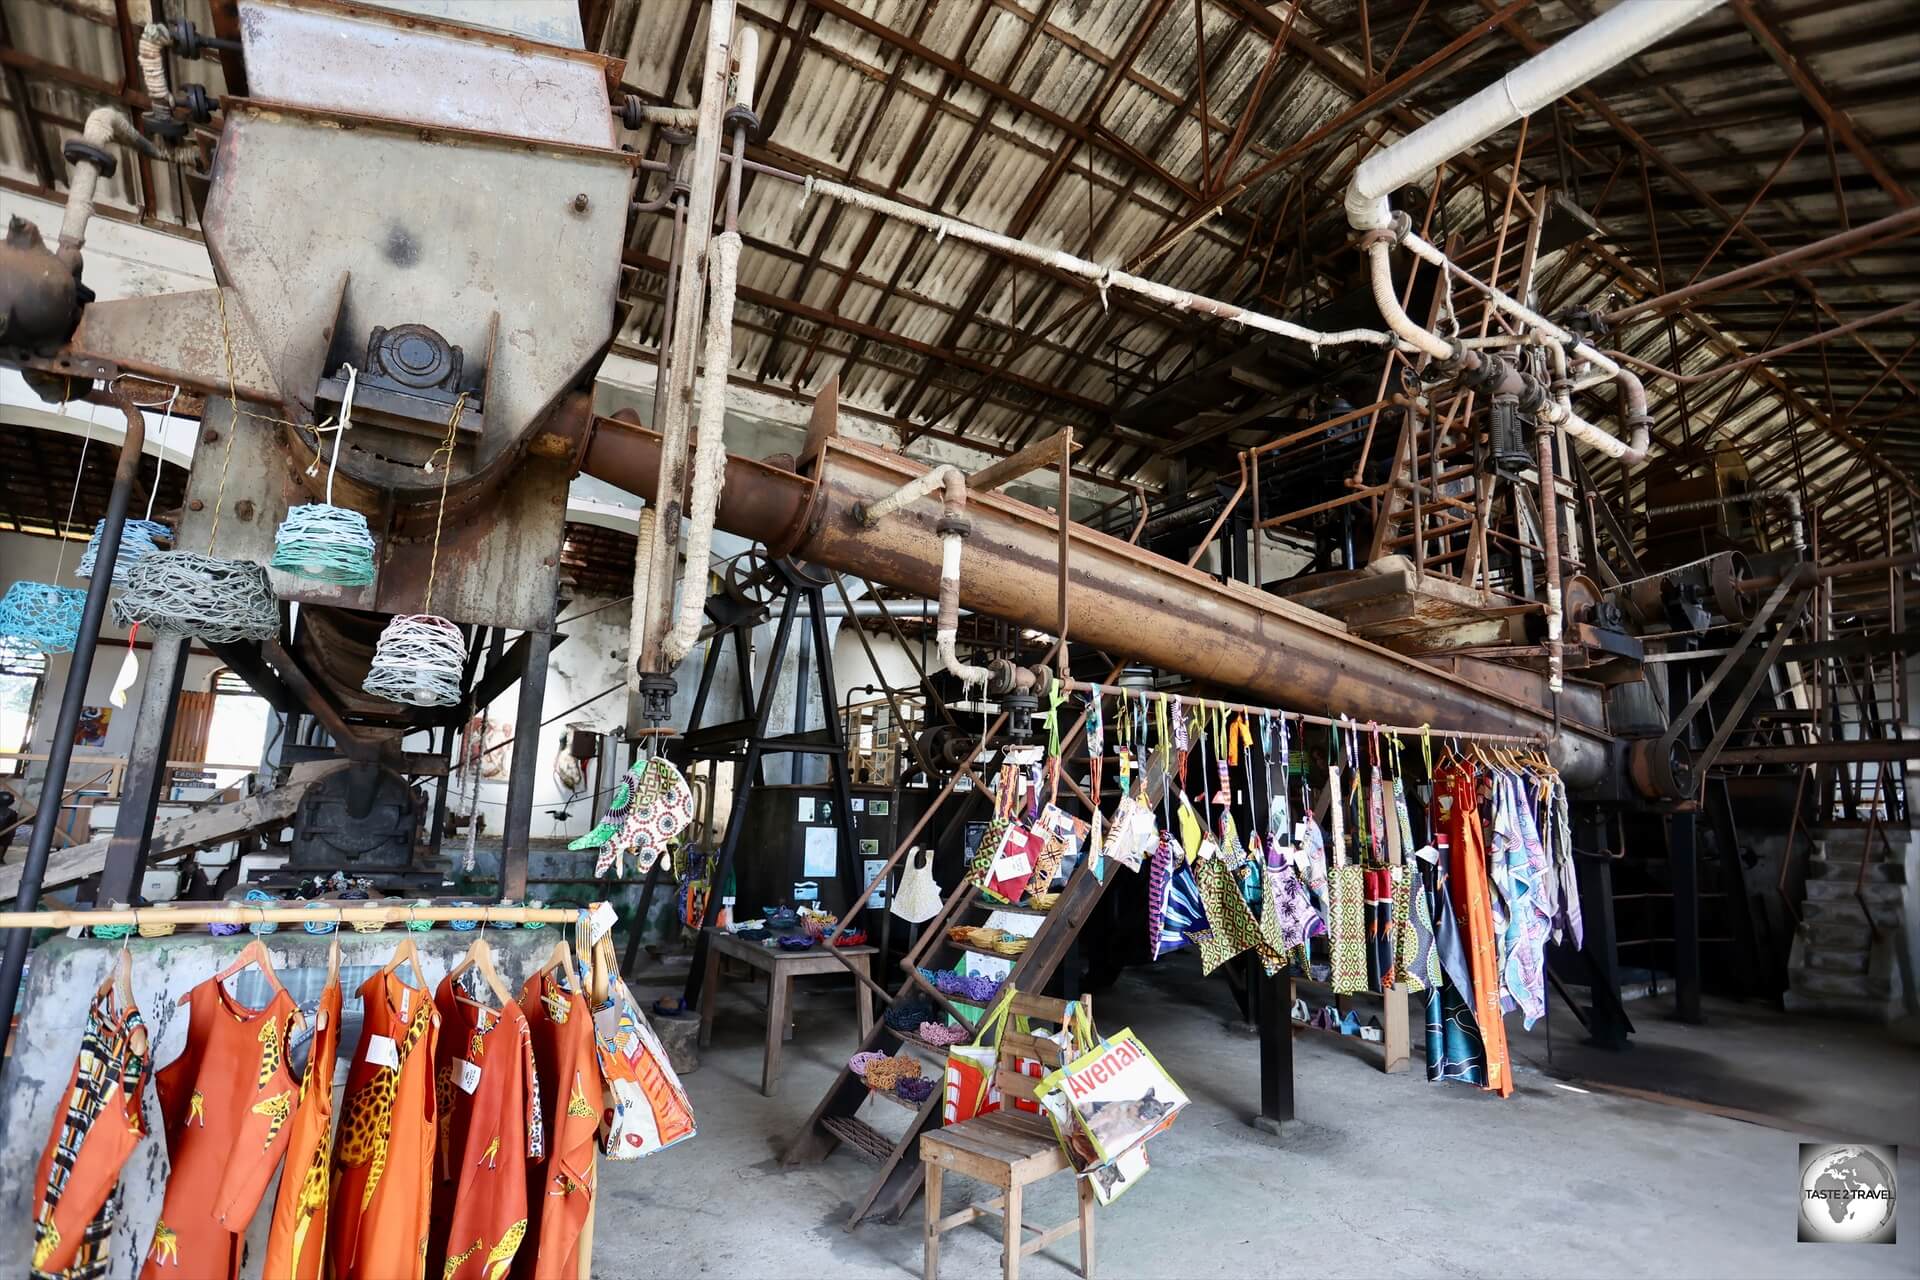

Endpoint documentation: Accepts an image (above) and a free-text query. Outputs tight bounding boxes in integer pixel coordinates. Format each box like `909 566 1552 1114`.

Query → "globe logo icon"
1799 1144 1898 1244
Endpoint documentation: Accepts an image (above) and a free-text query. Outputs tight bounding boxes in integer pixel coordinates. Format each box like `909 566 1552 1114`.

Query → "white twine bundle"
113 552 279 643
364 393 468 707
363 613 466 706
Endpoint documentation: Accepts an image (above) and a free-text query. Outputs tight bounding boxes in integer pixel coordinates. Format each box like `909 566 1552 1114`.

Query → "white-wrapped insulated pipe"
138 23 174 109
625 505 658 717
804 176 1406 353
58 109 164 264
1344 0 1726 231
858 466 991 688
661 229 742 667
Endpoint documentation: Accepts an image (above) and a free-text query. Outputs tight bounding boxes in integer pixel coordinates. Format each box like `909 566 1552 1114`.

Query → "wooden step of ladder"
782 847 1118 1229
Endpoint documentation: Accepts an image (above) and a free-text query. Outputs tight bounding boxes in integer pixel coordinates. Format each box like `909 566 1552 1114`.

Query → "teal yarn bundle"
76 519 172 585
272 503 376 584
0 581 87 654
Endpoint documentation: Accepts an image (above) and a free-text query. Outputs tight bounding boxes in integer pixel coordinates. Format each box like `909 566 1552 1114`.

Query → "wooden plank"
1000 1031 1066 1068
993 1068 1042 1102
0 759 346 903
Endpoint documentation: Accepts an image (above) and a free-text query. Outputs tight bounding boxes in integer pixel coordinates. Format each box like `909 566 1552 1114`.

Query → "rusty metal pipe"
578 416 1619 789
857 464 989 687
0 383 145 1063
1539 424 1564 693
1604 207 1920 324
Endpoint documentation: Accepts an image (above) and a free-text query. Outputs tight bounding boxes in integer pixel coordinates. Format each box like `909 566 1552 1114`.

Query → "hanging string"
145 383 179 522
205 288 246 555
52 398 100 580
363 394 470 707
422 393 468 618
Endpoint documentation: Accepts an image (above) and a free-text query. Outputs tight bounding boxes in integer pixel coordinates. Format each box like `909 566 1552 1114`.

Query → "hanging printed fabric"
1146 834 1202 960
519 959 599 1280
425 977 536 1280
143 958 302 1280
568 754 693 877
1324 738 1367 994
1490 774 1549 1028
1548 775 1584 948
966 764 1017 891
263 952 343 1280
1101 785 1156 872
30 962 148 1280
588 942 696 1161
330 956 440 1280
1437 762 1513 1097
1389 866 1425 992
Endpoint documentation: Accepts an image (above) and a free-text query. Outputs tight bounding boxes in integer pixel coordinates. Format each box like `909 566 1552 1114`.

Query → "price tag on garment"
990 848 1034 883
588 901 618 946
366 1033 400 1069
456 1059 482 1095
1195 837 1220 862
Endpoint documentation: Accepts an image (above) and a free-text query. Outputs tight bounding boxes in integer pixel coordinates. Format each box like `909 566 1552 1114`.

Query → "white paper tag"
366 1033 400 1069
456 1059 482 1094
1196 837 1220 862
991 849 1034 882
1293 820 1310 846
589 901 618 946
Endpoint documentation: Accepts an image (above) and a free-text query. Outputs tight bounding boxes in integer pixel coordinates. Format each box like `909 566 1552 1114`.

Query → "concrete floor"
600 956 1919 1279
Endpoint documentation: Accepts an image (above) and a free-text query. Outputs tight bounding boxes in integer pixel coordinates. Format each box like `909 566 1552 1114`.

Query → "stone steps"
1801 945 1869 974
1806 857 1907 885
1788 966 1897 1000
1803 878 1905 907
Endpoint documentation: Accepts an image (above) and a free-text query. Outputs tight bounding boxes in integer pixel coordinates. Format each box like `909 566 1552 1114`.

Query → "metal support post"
500 628 552 901
97 635 190 904
0 385 144 1066
1668 809 1704 1024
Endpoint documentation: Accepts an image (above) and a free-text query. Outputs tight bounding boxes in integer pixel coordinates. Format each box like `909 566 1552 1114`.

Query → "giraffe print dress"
262 970 342 1280
329 969 440 1280
140 975 300 1279
424 976 538 1280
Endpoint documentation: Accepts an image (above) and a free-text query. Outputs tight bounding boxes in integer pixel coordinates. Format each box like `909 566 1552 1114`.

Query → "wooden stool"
919 993 1095 1280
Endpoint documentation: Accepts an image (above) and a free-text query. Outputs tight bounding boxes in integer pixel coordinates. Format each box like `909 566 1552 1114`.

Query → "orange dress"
141 975 301 1278
261 969 342 1280
329 971 439 1280
426 978 540 1280
30 985 149 1278
515 969 599 1280
1440 766 1515 1098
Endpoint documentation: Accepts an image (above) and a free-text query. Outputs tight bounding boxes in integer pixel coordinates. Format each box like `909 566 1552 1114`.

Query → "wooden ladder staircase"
783 842 1117 1229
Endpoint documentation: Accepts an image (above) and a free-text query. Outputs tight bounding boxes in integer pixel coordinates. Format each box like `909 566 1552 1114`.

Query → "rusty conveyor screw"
188 499 204 511
202 428 219 444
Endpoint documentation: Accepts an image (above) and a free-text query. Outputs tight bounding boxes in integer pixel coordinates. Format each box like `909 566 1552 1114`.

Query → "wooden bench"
919 992 1094 1280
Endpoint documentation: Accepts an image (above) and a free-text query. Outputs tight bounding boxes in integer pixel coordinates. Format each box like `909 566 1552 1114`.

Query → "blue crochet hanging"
0 581 86 654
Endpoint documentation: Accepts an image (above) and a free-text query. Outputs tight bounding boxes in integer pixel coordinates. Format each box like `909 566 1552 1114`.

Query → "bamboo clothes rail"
0 902 603 930
1058 679 1551 748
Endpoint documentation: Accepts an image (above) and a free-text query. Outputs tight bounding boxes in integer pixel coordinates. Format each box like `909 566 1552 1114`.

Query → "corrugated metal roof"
0 0 1914 552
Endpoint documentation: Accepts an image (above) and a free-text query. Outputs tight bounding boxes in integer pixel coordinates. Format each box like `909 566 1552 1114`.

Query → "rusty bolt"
235 499 256 522
188 498 204 511
202 428 219 444
573 192 590 213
